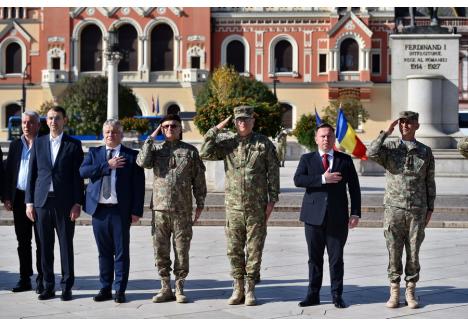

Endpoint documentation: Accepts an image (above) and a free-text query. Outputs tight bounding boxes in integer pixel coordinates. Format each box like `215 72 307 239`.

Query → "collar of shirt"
49 132 64 144
106 144 121 155
318 149 334 158
20 135 34 149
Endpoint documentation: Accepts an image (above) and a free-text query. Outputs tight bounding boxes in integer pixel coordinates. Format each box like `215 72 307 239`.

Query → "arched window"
151 24 174 71
340 38 359 71
6 43 22 74
5 103 21 128
274 40 293 73
167 104 180 115
226 40 245 73
280 103 293 129
117 24 138 72
80 24 103 72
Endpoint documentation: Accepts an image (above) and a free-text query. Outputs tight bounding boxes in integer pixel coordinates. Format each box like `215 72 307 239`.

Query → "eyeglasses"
161 124 179 129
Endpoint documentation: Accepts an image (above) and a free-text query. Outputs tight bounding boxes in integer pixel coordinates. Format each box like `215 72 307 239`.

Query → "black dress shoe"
38 289 56 300
93 289 113 302
298 294 320 307
12 280 32 293
61 290 73 301
114 291 126 303
332 295 347 308
36 283 45 294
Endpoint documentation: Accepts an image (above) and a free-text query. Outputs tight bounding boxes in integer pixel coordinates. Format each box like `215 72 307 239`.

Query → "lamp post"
106 30 121 120
20 62 31 113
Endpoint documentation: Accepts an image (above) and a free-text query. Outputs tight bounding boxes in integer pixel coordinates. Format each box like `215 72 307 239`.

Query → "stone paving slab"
0 226 468 319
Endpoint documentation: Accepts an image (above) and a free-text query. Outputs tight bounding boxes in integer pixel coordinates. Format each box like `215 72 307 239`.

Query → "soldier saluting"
200 106 280 306
367 111 436 309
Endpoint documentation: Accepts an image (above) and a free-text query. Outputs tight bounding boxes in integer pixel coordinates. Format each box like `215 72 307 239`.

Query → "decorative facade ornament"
345 21 355 30
86 8 95 16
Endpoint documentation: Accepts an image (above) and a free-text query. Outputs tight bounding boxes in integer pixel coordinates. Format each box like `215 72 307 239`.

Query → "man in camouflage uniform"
137 114 206 304
276 128 289 167
200 105 280 306
367 111 436 309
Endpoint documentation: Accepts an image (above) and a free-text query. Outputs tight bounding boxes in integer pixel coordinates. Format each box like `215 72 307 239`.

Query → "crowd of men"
0 105 437 309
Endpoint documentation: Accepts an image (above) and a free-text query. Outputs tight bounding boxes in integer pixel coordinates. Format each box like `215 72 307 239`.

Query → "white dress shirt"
318 149 334 184
49 132 63 192
99 144 121 204
16 136 34 191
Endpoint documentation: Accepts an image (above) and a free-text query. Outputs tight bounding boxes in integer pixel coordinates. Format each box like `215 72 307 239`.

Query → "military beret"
234 105 254 119
160 114 181 124
399 110 419 121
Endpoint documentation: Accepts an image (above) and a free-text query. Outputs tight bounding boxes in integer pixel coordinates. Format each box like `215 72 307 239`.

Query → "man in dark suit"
294 123 361 309
25 106 84 301
3 111 43 293
80 119 145 303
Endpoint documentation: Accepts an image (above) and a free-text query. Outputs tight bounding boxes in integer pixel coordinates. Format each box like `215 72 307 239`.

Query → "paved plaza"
0 225 467 319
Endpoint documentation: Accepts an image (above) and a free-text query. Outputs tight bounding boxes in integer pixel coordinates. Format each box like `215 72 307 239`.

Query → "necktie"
102 149 114 199
322 153 329 171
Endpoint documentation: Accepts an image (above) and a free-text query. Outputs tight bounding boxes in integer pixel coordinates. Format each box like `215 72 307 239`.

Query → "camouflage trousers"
384 206 426 283
151 210 193 279
225 208 267 281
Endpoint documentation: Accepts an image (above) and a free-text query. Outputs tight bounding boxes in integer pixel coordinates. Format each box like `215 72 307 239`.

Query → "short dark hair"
49 105 67 118
316 122 335 133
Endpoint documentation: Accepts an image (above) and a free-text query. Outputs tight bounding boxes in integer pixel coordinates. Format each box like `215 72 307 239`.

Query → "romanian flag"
314 107 322 126
335 108 367 160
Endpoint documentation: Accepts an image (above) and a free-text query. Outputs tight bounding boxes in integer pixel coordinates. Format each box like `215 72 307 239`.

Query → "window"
151 24 174 71
274 40 293 72
80 24 103 72
319 53 327 73
117 24 138 72
340 38 359 71
372 53 381 75
226 40 245 73
281 103 293 129
6 43 22 74
52 57 61 70
5 103 21 128
191 57 200 69
167 104 180 115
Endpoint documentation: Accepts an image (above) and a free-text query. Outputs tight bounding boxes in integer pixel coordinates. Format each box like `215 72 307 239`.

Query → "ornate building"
0 7 467 141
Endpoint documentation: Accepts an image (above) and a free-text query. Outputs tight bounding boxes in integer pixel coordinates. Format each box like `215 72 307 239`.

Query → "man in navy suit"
80 119 145 303
294 123 361 308
3 111 43 294
25 106 84 301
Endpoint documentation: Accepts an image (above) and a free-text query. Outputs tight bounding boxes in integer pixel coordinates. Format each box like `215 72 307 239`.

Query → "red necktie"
322 153 329 171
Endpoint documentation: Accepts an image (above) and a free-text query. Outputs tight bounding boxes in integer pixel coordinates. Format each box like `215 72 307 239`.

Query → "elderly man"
367 111 436 309
3 111 43 294
137 114 206 304
200 105 280 306
80 119 145 303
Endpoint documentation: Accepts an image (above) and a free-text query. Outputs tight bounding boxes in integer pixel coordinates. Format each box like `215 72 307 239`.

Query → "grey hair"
22 110 40 122
102 119 124 133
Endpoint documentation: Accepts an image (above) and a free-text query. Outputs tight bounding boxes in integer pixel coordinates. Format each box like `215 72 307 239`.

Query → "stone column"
107 53 121 120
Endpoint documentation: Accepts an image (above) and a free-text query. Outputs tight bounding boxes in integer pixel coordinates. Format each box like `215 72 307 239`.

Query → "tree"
38 99 55 116
61 76 140 136
194 65 282 138
293 113 318 151
322 98 369 130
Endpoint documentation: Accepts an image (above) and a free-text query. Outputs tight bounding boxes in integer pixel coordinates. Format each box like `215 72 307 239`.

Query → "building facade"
1 7 467 141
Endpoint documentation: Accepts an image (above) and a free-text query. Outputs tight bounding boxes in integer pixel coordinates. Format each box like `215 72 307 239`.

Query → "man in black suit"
80 119 145 303
26 106 84 301
294 123 361 308
3 111 43 293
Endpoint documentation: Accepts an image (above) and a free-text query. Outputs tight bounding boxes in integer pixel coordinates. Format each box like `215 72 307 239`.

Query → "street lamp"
20 62 31 113
105 29 122 120
271 63 279 99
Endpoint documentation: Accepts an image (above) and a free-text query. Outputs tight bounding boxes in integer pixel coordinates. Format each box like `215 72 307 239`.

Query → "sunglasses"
161 124 179 129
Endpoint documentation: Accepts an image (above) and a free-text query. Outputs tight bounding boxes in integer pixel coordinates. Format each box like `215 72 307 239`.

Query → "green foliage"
38 100 55 116
120 117 150 134
61 76 140 136
194 65 282 138
322 98 369 129
293 113 318 151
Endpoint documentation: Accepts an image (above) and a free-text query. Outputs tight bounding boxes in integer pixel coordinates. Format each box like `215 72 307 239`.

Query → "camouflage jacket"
367 131 436 211
200 127 280 211
137 138 207 213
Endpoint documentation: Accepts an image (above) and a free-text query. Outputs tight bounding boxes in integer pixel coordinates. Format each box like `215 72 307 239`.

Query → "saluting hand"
150 125 161 139
216 116 232 130
386 119 399 136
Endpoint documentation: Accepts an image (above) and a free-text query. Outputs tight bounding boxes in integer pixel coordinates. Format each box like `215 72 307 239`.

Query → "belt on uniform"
99 203 118 208
47 192 56 198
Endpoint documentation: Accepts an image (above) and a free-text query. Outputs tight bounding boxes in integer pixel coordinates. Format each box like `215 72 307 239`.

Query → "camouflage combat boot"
227 278 245 305
152 277 175 303
405 282 419 309
386 282 400 308
175 278 188 303
245 279 257 306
